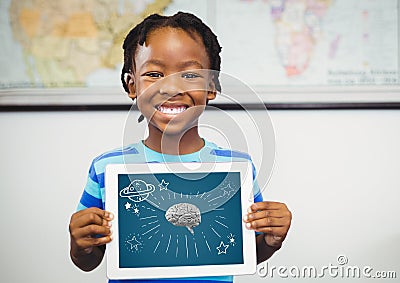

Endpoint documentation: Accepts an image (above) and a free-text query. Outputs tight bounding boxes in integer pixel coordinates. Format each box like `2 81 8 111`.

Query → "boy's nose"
159 75 184 97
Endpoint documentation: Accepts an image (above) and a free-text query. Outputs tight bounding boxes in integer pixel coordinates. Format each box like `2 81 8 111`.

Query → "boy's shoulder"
89 143 143 171
206 140 253 162
92 143 141 163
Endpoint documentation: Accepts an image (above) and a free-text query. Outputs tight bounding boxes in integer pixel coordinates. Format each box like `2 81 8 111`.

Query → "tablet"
105 162 256 280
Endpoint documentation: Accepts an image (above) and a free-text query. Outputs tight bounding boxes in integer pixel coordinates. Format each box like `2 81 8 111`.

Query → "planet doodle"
119 180 155 202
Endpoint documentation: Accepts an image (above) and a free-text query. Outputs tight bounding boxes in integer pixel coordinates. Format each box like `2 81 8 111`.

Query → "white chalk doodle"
227 233 236 246
216 241 229 255
126 235 143 252
120 179 155 202
158 179 169 191
125 202 132 210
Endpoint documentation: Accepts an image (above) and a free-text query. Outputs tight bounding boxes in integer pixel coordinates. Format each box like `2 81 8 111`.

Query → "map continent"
270 0 333 77
8 0 172 87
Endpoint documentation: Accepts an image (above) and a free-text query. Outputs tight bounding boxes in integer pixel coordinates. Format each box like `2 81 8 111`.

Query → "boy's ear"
126 73 137 100
207 77 217 101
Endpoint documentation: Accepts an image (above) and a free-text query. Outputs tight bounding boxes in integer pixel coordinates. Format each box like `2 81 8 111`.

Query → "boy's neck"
144 127 205 155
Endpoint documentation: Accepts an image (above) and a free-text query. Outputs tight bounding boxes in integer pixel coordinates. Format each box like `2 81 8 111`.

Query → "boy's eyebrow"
178 60 204 69
141 59 166 69
140 59 204 70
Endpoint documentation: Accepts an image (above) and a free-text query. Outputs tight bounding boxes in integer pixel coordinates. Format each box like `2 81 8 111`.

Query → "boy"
69 12 291 283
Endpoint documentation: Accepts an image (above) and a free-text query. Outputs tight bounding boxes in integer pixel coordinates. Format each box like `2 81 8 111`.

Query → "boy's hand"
243 201 291 248
69 207 113 257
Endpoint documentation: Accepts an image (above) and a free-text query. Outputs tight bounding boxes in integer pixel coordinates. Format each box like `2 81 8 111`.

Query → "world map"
0 0 398 89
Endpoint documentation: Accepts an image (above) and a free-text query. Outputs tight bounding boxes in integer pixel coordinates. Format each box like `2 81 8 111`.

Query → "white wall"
0 109 399 282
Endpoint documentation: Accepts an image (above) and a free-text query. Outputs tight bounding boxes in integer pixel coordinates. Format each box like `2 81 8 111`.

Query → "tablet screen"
106 162 256 279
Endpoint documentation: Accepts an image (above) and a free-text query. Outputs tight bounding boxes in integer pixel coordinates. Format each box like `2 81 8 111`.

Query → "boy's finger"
90 235 113 247
102 210 114 221
71 213 105 230
76 235 113 250
73 224 112 240
73 207 114 221
252 226 289 236
85 207 114 221
248 201 285 212
243 210 286 222
244 217 283 230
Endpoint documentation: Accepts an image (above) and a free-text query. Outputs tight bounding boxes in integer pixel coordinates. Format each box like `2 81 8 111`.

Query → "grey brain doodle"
165 203 201 235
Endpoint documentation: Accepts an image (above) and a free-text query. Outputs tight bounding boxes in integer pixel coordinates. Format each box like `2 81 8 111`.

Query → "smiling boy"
69 12 291 283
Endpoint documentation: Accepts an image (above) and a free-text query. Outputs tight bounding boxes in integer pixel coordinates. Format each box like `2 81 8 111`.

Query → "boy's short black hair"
121 12 222 93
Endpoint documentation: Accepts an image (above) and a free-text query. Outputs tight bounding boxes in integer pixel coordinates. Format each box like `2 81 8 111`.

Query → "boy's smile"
128 27 216 147
156 103 188 116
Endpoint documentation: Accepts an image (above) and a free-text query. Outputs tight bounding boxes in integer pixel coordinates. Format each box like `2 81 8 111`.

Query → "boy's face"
128 27 216 137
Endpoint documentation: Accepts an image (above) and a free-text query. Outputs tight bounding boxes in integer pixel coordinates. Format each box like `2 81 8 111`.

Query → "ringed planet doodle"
120 179 155 202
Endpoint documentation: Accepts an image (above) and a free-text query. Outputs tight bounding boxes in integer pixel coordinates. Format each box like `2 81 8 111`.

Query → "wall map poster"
1 0 399 106
1 0 398 88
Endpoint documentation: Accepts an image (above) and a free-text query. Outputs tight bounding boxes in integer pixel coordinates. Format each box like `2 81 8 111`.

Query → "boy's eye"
144 72 163 78
181 72 202 79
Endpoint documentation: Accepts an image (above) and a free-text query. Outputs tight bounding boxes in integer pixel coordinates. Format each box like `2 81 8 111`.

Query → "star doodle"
127 236 142 251
216 241 229 255
227 233 236 246
125 202 132 210
158 179 169 191
222 184 235 197
130 204 140 216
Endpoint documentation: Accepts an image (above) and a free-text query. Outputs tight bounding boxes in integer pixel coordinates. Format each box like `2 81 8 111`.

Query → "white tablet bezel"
105 162 256 280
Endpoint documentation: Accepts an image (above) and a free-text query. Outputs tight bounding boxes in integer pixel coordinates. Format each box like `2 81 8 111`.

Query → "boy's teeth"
158 106 187 115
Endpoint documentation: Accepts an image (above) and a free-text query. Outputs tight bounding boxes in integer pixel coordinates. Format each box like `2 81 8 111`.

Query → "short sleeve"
77 161 104 211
